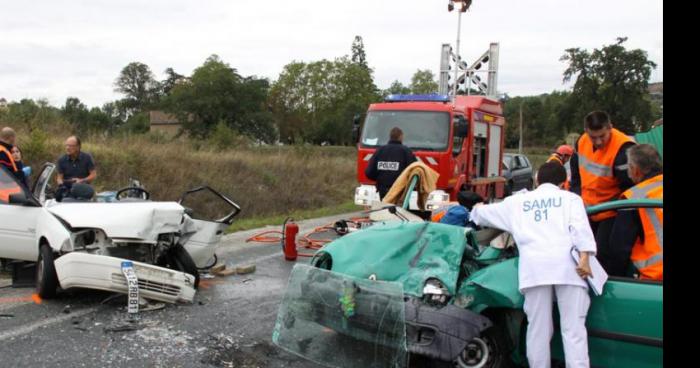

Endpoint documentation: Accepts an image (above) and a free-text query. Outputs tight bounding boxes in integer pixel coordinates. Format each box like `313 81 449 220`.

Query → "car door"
551 200 663 367
179 186 241 268
512 155 528 190
551 277 663 367
0 167 42 261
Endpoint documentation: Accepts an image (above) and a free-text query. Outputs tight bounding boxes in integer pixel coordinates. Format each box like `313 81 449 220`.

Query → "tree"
351 35 368 69
560 37 657 133
269 57 381 145
114 62 160 113
164 55 275 142
384 80 411 96
161 67 186 96
410 69 439 94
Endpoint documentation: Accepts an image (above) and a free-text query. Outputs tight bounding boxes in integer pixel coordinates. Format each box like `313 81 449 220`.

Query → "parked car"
274 198 662 368
502 153 533 194
0 163 240 303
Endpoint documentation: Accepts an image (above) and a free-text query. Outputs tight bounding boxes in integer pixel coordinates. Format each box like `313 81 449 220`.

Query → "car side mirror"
9 192 30 205
455 116 469 138
352 114 362 144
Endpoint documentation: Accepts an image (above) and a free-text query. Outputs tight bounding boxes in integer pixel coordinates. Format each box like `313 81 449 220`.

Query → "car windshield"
360 110 450 151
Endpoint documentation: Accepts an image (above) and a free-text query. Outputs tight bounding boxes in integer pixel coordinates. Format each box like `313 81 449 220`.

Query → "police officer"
471 162 596 368
365 127 417 200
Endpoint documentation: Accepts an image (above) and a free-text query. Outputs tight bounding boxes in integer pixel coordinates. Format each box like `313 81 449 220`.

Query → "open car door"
179 186 241 268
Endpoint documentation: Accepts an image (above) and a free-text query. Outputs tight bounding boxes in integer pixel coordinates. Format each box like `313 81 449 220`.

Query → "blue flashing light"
384 94 451 103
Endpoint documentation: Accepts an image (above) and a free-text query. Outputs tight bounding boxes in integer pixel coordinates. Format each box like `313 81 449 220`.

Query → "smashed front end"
274 222 496 364
55 253 196 303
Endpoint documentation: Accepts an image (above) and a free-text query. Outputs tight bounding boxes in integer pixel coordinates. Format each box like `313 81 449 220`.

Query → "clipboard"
570 247 608 296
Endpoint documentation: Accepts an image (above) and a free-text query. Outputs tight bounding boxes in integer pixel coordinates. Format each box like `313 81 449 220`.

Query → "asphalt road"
0 212 367 368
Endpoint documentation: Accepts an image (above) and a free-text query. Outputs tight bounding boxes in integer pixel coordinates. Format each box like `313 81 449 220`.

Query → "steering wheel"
115 186 150 201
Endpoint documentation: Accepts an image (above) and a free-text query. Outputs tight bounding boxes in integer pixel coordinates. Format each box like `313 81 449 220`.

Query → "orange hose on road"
244 216 372 257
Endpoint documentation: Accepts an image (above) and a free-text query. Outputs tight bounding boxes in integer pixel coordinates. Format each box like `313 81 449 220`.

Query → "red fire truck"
353 93 507 210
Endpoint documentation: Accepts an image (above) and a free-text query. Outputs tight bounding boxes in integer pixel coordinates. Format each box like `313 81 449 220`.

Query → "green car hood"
317 221 469 297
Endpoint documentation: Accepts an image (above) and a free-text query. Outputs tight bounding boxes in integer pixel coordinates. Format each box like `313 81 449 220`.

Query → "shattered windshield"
273 264 407 368
360 110 450 151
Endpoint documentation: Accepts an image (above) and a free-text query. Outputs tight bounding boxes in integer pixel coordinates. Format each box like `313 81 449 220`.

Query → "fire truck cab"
354 94 506 210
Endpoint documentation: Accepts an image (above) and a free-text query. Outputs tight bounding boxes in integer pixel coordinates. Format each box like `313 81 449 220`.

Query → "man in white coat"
471 162 596 368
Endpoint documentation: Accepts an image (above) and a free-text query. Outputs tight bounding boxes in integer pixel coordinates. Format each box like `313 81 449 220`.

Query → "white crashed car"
0 163 240 303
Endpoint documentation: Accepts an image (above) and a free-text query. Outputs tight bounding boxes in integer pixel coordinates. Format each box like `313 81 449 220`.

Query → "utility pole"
519 102 523 154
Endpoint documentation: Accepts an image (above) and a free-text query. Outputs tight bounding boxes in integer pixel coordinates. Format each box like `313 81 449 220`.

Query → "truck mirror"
455 117 469 138
352 114 362 144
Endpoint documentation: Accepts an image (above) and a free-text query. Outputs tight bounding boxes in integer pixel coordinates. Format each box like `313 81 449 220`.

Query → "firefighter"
606 144 663 280
547 144 574 190
365 127 417 200
471 162 596 368
570 111 635 270
547 144 574 165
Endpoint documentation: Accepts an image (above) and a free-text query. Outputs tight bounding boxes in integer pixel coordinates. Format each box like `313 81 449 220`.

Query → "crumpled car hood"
47 201 187 240
317 221 469 297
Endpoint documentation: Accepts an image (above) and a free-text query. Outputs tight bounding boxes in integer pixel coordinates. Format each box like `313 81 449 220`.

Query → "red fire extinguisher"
283 218 299 261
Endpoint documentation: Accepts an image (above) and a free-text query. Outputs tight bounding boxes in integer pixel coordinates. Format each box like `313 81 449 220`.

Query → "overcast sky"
0 0 663 108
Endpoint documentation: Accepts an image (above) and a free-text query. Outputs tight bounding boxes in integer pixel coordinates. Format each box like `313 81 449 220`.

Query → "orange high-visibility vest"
622 174 663 280
0 144 18 172
577 128 634 221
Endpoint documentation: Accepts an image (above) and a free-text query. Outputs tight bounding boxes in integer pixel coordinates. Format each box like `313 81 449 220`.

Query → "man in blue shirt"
55 136 97 201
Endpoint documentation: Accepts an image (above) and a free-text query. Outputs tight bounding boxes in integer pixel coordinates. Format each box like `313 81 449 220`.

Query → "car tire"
454 325 514 368
527 178 534 190
167 244 200 289
504 181 514 196
36 243 59 298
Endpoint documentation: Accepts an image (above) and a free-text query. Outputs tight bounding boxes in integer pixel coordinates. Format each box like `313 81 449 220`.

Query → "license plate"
121 261 139 317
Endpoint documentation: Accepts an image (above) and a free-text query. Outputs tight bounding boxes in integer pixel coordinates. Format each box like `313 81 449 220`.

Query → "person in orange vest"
606 144 662 280
0 127 27 185
547 145 574 190
569 111 636 266
547 144 574 166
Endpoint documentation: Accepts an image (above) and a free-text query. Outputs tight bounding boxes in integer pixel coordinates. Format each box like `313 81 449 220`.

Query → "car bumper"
54 253 196 303
405 299 493 362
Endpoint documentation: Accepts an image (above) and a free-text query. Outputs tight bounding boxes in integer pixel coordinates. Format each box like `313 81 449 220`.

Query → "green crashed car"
272 199 662 367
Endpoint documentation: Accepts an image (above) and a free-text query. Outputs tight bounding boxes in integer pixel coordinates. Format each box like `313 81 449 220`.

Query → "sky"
0 0 663 108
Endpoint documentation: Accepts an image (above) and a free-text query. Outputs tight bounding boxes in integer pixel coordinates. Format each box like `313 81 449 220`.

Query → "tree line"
0 37 660 148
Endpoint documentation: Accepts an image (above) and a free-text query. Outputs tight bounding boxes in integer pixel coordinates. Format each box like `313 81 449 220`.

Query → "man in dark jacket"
365 127 417 200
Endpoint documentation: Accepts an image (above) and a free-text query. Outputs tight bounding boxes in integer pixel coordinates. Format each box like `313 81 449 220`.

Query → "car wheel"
36 243 59 298
455 326 513 368
504 181 514 196
167 244 200 289
527 178 534 190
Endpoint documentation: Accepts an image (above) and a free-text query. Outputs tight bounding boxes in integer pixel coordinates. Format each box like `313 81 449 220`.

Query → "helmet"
556 145 574 156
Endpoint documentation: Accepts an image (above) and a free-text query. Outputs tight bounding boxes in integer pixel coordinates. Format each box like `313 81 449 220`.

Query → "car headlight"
423 278 450 305
426 190 450 211
354 185 380 206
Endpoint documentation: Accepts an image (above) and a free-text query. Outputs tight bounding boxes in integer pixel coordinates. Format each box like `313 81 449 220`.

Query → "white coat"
470 183 597 291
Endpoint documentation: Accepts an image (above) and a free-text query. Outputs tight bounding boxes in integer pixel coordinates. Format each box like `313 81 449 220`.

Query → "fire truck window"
361 111 450 151
452 115 464 156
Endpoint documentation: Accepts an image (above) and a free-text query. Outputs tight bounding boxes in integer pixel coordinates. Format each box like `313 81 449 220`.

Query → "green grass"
226 200 359 233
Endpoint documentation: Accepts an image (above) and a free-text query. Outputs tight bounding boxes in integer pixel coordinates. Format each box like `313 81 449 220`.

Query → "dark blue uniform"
365 140 417 199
